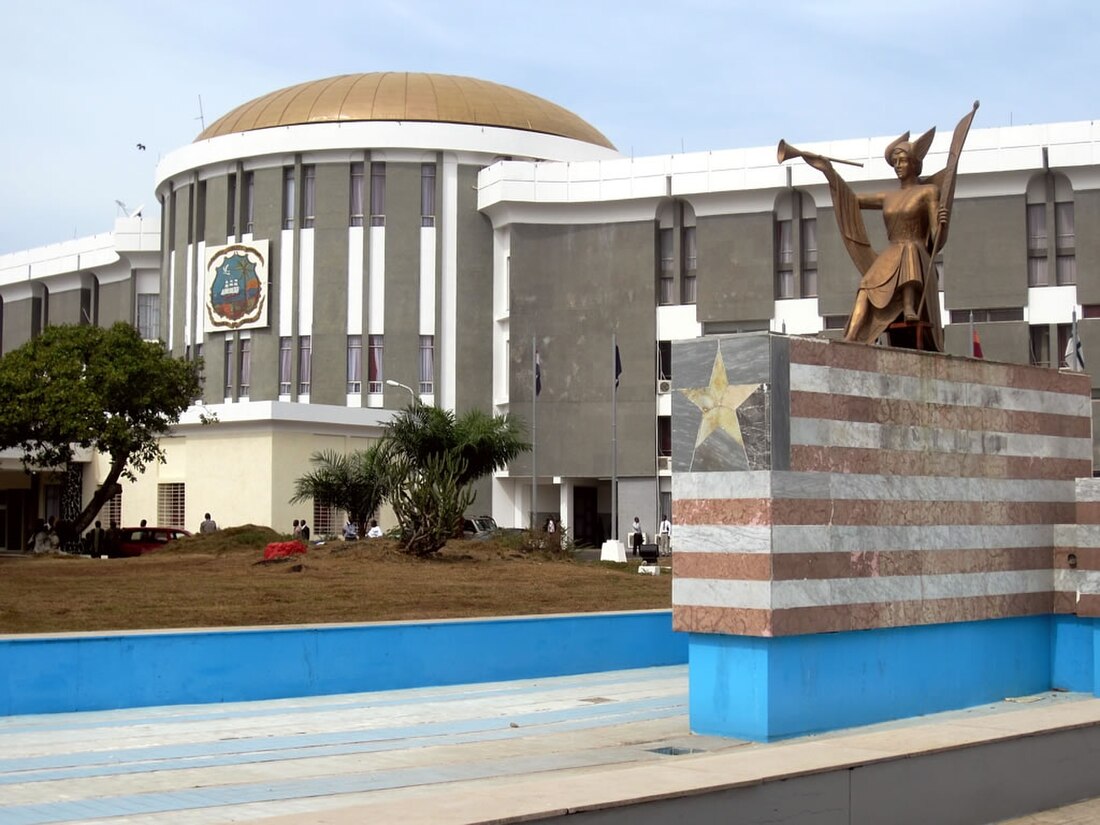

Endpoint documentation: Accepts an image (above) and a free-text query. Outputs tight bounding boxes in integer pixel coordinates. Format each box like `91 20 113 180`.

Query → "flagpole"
969 310 974 358
531 334 537 531
1073 310 1079 370
611 333 618 541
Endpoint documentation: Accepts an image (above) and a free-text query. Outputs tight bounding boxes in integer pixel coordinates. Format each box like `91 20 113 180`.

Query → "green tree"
0 323 203 537
381 405 529 556
290 444 391 537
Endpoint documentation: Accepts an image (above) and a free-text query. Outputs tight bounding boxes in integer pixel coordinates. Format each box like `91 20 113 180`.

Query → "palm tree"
290 444 391 538
381 406 529 555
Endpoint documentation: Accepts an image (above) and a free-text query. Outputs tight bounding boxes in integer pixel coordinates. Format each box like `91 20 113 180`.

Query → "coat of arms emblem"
205 243 267 330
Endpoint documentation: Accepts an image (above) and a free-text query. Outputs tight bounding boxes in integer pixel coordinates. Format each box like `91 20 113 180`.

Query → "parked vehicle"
112 527 191 557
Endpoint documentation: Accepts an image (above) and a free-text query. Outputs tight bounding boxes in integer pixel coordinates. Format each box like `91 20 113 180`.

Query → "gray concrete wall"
540 724 1100 825
944 195 1027 310
382 162 421 409
455 163 493 415
309 163 351 406
695 213 774 323
509 221 656 479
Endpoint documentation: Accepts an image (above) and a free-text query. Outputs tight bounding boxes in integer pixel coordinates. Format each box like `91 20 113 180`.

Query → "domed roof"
197 72 615 150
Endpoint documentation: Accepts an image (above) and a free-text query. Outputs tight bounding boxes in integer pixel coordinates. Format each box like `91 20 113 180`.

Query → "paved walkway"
1 664 1099 824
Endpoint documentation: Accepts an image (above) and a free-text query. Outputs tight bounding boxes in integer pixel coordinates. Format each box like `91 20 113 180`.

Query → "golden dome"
197 72 615 149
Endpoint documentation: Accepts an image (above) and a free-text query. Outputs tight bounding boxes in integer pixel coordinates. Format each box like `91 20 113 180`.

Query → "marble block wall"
671 333 1093 638
1055 478 1100 618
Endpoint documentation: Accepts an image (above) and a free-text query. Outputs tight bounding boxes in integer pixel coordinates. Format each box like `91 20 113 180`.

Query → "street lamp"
385 379 417 407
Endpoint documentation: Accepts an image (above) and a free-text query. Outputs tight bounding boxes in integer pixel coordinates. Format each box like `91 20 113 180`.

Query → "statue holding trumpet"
778 102 979 352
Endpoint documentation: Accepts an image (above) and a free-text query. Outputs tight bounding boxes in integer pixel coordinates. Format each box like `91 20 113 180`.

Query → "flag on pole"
1065 331 1085 372
972 329 984 359
614 345 622 389
535 351 542 396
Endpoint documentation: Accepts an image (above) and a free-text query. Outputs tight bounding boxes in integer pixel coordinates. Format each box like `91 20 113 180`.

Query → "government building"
0 72 1097 547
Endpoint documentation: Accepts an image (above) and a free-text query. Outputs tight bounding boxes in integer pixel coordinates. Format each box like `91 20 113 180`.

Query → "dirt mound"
166 524 285 555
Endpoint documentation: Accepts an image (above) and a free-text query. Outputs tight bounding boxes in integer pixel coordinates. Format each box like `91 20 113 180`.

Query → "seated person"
367 519 383 538
342 520 359 540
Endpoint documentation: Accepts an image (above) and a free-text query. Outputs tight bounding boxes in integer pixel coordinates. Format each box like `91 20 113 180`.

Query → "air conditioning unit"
657 379 672 394
657 455 672 473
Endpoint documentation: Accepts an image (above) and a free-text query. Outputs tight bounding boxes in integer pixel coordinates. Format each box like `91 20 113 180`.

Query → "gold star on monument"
682 347 762 451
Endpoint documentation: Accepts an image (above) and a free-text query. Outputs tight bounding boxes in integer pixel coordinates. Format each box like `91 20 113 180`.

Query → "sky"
1 0 1097 254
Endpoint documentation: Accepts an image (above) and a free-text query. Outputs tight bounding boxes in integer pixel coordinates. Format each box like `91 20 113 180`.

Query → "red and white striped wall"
672 335 1093 638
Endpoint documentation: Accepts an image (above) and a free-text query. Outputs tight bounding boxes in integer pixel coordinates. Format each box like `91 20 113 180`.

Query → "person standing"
200 513 218 534
631 516 643 557
658 514 672 556
300 521 310 541
292 519 301 539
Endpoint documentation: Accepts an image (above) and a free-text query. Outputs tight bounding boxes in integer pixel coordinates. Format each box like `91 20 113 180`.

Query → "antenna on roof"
196 94 206 131
114 200 129 216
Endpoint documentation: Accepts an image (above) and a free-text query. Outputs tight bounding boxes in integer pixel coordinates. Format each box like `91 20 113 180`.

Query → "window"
776 219 794 298
298 335 312 395
224 339 234 397
100 486 122 528
1026 203 1048 287
244 171 255 233
283 167 295 230
681 226 697 305
370 162 385 226
658 341 672 380
419 335 434 394
800 217 818 297
279 336 291 395
658 227 674 305
349 162 364 226
313 501 341 537
136 293 159 340
657 416 672 457
157 482 185 529
347 334 362 393
1055 201 1075 285
227 173 237 237
1029 325 1051 367
421 163 436 227
368 334 384 393
301 165 316 228
239 338 251 398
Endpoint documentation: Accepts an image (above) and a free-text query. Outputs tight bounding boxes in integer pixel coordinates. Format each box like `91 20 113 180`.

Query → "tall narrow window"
298 335 312 395
347 334 362 393
776 219 795 298
301 165 316 228
226 173 237 237
368 334 384 393
1029 325 1051 367
419 335 434 394
1026 202 1048 287
224 339 234 397
681 225 697 304
1055 200 1075 285
658 340 672 381
283 167 296 230
157 483 185 529
136 293 159 340
349 162 364 227
657 416 672 457
279 336 292 395
801 217 818 297
370 162 386 226
244 171 255 234
239 338 251 398
658 227 674 305
421 163 436 227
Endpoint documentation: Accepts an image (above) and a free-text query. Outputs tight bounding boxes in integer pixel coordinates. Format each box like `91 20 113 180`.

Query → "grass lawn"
0 526 672 634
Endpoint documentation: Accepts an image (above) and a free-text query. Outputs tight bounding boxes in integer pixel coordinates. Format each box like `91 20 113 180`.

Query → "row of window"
657 225 698 305
217 162 439 237
221 334 435 398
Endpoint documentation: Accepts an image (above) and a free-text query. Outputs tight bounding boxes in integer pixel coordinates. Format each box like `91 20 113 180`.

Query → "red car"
112 527 191 557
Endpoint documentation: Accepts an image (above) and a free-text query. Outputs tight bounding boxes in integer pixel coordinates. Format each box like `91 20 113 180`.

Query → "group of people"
340 519 383 540
629 515 672 556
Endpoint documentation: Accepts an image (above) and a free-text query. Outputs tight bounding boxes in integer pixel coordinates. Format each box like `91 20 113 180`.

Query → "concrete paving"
1 664 1098 824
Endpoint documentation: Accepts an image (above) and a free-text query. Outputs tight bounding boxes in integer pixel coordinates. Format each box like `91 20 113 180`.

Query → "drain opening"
648 746 704 756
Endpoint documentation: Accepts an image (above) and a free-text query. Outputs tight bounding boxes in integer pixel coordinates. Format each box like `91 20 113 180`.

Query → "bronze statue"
778 102 979 352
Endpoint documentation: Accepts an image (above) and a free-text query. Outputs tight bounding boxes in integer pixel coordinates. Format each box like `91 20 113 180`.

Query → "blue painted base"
689 616 1100 742
0 611 687 717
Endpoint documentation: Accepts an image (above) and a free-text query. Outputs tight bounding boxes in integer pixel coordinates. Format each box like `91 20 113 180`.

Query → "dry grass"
0 525 671 634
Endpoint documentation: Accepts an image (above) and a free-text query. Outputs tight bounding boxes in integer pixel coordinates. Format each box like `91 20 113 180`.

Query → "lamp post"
385 379 417 407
